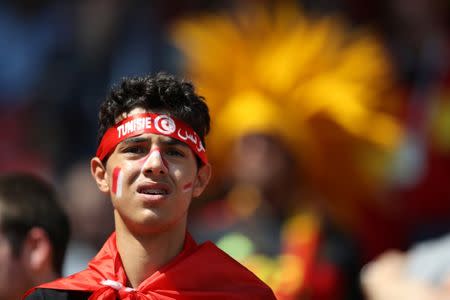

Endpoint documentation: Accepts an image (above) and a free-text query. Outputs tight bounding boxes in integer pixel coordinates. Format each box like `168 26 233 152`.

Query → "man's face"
94 108 210 234
0 229 30 300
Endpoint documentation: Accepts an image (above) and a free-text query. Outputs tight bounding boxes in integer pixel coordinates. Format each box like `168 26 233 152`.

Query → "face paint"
182 182 193 193
112 167 123 198
139 148 169 173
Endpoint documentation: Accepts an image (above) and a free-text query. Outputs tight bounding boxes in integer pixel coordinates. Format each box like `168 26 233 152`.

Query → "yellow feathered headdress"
171 2 404 228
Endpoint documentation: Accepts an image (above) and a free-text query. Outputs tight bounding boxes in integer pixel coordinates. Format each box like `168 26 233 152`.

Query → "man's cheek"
112 167 124 198
182 182 193 193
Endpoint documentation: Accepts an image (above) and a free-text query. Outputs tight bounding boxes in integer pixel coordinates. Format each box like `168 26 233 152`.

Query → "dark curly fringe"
97 72 210 148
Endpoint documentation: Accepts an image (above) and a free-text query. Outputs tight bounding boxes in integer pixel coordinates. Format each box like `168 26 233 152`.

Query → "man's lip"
136 182 171 195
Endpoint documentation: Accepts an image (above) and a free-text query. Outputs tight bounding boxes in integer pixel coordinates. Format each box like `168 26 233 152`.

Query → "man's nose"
141 148 168 175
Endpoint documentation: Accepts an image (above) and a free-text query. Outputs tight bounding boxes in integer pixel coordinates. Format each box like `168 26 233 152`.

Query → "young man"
24 73 276 299
0 172 70 300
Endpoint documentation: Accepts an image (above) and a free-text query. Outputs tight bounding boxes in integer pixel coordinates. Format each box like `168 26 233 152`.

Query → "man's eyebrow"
121 137 148 144
164 138 190 148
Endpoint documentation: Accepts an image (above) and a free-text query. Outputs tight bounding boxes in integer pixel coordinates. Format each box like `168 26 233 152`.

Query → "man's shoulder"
24 288 92 300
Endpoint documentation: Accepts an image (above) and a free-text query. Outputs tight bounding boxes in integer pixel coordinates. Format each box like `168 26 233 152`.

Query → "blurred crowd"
0 0 449 299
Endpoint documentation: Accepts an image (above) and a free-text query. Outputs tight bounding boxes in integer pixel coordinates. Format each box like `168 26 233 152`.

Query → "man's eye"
125 146 146 154
166 149 184 157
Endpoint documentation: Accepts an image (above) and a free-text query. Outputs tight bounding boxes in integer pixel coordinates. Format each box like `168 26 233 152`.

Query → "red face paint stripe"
183 182 193 190
112 167 121 194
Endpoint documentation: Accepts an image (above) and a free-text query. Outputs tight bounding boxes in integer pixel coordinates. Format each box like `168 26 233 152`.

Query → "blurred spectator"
385 0 450 245
0 172 70 300
172 2 403 299
363 10 450 278
361 233 450 300
306 0 450 264
354 0 450 259
190 133 359 300
407 233 450 286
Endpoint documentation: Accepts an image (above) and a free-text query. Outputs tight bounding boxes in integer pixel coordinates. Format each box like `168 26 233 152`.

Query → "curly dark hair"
97 72 210 153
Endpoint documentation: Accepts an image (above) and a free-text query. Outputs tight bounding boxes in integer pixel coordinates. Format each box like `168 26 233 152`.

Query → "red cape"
24 232 275 299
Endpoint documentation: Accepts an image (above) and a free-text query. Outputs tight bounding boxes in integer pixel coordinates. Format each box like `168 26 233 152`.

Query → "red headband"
96 113 207 164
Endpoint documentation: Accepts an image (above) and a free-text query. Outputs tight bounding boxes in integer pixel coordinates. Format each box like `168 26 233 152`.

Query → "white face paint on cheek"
112 167 124 198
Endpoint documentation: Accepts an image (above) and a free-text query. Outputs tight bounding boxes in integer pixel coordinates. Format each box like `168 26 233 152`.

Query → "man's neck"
114 214 187 288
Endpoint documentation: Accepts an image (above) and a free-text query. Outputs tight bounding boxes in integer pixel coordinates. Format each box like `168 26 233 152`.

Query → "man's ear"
91 157 110 193
21 227 52 274
193 163 212 198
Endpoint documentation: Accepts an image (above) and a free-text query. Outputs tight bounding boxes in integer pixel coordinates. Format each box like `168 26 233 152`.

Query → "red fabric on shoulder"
23 232 275 300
